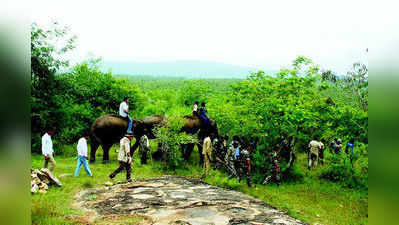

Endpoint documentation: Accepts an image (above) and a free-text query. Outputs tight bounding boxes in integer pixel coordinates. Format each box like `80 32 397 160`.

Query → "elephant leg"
185 143 194 161
141 148 148 164
152 142 162 161
130 137 140 156
102 143 113 164
181 144 188 160
90 138 100 163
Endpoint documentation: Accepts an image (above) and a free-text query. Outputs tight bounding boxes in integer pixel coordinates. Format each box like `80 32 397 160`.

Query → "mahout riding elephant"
89 114 166 163
180 115 219 165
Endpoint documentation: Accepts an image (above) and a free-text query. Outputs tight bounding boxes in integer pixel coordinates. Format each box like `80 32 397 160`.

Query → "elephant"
89 114 166 163
180 115 219 165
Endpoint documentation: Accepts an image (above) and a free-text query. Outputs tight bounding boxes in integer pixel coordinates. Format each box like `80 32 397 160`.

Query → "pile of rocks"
31 168 62 194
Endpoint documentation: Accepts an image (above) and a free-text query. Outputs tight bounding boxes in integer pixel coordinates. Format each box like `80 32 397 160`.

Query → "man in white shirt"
119 97 133 135
308 139 323 170
42 130 56 171
192 100 199 117
109 135 133 182
74 136 93 177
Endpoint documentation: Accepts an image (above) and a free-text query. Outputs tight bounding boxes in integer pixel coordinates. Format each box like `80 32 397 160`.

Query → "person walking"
237 143 252 187
331 138 342 154
42 130 56 172
109 135 133 182
318 140 325 165
74 136 93 177
262 149 280 186
212 136 225 170
308 139 322 170
345 138 355 166
139 135 150 164
202 136 213 178
225 139 238 179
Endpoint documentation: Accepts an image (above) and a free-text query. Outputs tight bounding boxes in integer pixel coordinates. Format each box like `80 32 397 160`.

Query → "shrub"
153 115 197 169
320 149 368 190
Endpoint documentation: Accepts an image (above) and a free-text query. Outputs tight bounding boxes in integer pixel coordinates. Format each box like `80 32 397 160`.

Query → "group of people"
41 131 93 177
307 137 356 170
192 100 210 126
41 129 143 182
40 97 357 186
201 135 262 187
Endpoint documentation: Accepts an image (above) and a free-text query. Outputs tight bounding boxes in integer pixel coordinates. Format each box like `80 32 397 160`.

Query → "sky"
24 0 397 74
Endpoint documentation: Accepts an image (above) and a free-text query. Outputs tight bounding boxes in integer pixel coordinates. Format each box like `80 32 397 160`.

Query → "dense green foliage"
31 22 368 189
31 22 368 225
153 115 198 169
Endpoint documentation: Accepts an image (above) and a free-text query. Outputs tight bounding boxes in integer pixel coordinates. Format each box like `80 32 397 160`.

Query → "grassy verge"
31 144 367 225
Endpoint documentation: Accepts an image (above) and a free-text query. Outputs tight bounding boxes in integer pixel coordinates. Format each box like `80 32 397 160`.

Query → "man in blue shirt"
345 138 355 166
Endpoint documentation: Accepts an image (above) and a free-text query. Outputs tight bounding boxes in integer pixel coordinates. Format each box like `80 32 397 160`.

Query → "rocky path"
74 176 306 225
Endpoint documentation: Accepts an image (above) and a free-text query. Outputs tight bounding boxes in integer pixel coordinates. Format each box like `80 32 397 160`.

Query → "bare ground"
73 176 307 225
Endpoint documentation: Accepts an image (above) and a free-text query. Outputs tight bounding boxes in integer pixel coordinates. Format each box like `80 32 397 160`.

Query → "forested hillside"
31 22 367 187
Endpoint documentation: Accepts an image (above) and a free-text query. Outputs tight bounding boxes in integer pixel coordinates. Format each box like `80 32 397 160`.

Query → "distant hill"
99 60 278 79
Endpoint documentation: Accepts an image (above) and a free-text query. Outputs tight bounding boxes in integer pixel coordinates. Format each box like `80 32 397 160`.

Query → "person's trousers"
203 153 211 176
122 116 133 132
308 152 318 169
43 155 56 171
110 161 131 180
127 116 133 132
139 146 150 164
74 155 93 177
226 159 237 178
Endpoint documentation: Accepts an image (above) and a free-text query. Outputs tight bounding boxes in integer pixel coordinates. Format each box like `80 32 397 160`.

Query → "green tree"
31 22 76 151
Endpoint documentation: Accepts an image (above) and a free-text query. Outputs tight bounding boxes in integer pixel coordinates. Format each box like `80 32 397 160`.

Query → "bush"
153 115 197 169
320 149 368 190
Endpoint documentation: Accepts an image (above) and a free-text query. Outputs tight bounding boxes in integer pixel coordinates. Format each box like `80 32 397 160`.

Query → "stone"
31 184 38 194
31 167 62 194
40 168 62 186
74 176 307 225
31 177 41 185
38 182 48 191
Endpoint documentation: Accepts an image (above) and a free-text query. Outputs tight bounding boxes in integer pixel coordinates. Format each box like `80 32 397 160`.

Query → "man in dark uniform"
199 102 210 126
331 138 342 154
225 138 239 179
212 136 226 170
237 142 252 187
139 135 150 164
262 149 280 186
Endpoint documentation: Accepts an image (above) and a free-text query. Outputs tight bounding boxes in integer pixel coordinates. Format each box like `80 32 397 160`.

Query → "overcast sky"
27 0 396 74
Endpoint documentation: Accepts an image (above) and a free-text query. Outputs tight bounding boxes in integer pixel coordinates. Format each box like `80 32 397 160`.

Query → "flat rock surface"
74 176 306 225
